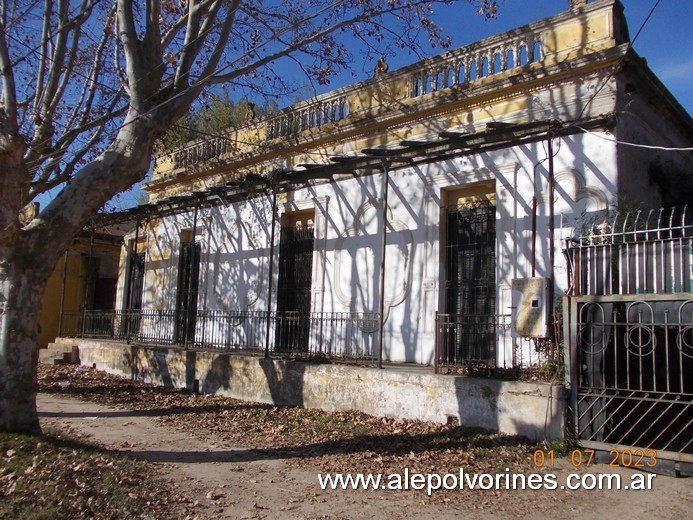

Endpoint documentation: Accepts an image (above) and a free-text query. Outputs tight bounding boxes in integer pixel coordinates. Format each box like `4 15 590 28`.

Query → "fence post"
378 160 391 370
434 312 439 374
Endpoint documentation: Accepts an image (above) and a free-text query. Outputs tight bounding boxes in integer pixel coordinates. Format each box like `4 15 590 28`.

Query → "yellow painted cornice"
148 0 627 201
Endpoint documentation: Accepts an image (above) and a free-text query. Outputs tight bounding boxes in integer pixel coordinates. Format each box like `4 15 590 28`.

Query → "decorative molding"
334 199 413 327
423 162 518 193
537 168 608 210
212 219 264 313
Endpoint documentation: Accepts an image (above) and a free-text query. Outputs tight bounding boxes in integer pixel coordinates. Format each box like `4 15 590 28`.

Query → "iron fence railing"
434 313 559 377
435 313 510 373
566 206 693 296
60 309 380 363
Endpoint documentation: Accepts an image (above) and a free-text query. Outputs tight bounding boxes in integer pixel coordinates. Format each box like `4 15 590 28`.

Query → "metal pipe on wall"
377 160 391 369
265 187 278 358
547 136 556 353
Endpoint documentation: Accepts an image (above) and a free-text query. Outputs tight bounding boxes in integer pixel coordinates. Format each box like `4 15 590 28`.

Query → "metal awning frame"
88 115 615 227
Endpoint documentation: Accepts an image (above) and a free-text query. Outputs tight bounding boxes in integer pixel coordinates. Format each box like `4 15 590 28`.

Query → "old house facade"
59 0 692 447
112 0 690 361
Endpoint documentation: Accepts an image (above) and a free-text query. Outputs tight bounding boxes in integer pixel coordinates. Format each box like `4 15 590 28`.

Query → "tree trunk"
0 258 49 434
0 103 189 434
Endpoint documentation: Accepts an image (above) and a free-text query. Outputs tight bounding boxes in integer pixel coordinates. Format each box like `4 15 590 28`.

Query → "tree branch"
173 0 206 89
0 19 18 125
198 0 241 80
116 0 144 103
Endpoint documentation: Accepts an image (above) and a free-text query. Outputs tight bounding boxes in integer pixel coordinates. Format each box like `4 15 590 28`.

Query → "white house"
59 0 692 443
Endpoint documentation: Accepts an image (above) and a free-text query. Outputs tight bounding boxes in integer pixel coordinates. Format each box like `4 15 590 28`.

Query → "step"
46 342 78 353
40 343 79 365
54 337 81 346
39 350 69 365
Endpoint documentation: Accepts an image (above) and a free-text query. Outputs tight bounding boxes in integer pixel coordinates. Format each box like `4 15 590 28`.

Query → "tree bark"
0 109 182 433
0 258 50 434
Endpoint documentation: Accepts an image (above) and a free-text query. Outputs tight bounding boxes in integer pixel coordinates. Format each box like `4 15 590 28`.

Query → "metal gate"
569 295 692 473
566 207 693 474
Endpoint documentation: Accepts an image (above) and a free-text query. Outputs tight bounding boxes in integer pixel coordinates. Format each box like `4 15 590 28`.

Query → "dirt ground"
37 393 691 520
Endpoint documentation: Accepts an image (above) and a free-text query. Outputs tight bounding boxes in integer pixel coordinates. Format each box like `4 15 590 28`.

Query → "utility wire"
575 125 693 151
577 0 662 120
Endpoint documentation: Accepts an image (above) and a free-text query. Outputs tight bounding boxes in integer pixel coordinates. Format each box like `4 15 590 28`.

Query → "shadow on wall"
453 376 564 440
259 358 306 407
454 377 500 434
128 347 176 389
125 344 308 408
199 352 233 394
198 352 308 408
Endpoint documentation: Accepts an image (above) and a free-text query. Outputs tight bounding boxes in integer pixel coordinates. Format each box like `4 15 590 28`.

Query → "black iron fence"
435 313 511 373
60 309 380 363
434 312 558 377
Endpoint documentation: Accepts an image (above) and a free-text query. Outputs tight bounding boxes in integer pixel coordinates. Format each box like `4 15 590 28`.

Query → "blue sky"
308 0 692 115
432 0 692 115
98 1 693 210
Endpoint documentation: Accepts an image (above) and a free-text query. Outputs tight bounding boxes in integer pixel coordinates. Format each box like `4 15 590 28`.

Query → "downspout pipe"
377 160 391 369
265 185 278 358
547 136 556 353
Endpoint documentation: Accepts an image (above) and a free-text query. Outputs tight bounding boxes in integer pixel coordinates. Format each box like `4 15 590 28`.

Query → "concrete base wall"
73 339 567 441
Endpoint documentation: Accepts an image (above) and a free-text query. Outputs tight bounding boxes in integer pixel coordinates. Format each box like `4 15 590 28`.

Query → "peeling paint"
76 340 566 440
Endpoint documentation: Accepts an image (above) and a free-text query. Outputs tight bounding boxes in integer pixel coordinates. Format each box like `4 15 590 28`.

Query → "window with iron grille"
126 251 145 311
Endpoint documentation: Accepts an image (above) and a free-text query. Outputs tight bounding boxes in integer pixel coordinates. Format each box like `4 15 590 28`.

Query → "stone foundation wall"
73 339 566 440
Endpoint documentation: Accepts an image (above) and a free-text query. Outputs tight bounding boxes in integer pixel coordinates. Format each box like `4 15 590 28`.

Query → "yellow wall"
39 250 87 349
39 239 124 349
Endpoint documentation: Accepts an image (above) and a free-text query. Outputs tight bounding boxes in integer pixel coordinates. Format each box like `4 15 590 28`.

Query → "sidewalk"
37 393 691 520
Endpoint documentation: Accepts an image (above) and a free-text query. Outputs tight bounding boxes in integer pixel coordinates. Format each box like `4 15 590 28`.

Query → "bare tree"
0 0 496 433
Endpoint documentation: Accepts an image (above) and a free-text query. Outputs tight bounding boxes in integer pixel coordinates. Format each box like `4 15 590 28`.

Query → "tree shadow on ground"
118 425 532 464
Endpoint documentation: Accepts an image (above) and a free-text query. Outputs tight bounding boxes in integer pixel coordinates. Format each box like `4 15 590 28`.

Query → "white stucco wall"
118 132 619 366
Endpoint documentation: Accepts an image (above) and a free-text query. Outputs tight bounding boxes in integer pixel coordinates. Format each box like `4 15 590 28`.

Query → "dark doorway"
275 219 314 352
175 240 201 345
444 200 496 363
126 252 145 311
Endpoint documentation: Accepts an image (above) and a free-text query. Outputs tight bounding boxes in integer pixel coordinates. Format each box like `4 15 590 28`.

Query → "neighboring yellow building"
39 224 133 349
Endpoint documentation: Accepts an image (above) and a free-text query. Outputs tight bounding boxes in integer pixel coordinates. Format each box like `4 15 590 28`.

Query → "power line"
576 0 662 120
575 125 693 151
